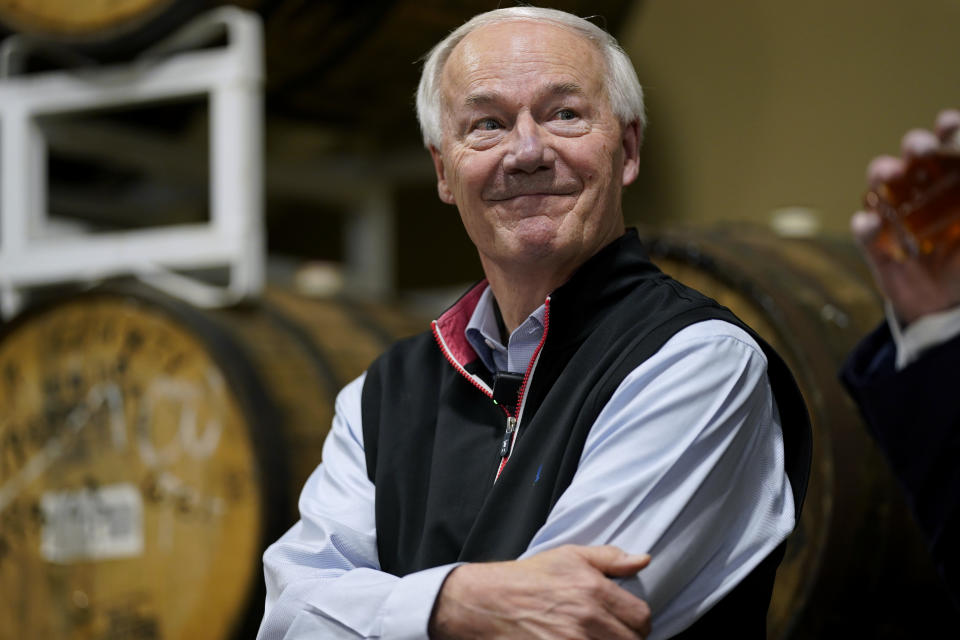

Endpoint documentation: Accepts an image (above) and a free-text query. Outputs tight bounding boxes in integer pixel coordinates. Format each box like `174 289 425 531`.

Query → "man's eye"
556 109 577 121
474 118 501 131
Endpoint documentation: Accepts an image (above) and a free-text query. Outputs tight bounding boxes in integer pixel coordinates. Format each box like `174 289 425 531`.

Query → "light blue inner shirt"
464 286 545 374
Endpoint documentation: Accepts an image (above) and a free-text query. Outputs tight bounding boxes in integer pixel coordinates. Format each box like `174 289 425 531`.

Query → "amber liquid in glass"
865 148 960 261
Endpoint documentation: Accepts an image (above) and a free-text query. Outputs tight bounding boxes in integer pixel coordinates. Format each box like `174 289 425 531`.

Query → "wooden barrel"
0 284 424 640
642 224 955 639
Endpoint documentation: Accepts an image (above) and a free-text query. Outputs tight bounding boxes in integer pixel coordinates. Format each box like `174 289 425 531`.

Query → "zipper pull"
499 416 517 458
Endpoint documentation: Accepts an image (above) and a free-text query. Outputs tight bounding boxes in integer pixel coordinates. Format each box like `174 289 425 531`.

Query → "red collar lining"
433 280 488 367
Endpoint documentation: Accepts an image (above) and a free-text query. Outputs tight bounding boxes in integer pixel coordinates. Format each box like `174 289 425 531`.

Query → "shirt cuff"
886 301 960 370
380 563 462 639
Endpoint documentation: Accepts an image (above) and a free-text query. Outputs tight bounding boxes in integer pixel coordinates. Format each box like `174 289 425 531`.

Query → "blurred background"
0 1 958 639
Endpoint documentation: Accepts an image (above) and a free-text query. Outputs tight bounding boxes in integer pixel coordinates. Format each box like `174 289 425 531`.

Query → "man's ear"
429 145 456 204
621 120 642 187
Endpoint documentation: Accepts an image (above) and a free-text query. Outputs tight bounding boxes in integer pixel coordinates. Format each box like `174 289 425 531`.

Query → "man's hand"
428 545 652 640
853 109 960 324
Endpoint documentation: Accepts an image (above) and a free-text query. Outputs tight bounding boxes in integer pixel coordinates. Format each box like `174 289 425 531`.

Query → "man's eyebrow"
547 82 585 97
464 92 498 107
462 82 586 107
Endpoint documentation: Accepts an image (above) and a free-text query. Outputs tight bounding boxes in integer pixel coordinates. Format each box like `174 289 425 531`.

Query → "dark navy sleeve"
841 322 960 608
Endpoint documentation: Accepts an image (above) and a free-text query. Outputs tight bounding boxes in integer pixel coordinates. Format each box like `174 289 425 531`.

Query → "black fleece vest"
361 231 811 633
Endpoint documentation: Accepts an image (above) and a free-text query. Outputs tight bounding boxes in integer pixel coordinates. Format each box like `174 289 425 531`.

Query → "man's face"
430 20 641 276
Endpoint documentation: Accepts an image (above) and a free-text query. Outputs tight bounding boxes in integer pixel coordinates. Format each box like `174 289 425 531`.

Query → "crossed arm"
256 320 795 640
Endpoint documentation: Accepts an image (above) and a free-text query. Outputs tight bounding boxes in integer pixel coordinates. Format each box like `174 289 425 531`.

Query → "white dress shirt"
257 290 794 640
887 301 960 369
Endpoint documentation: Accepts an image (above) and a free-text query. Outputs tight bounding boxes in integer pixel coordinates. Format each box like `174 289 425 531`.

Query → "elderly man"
257 7 810 640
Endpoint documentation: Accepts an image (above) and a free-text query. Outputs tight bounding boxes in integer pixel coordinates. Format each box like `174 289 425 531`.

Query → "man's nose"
502 114 554 174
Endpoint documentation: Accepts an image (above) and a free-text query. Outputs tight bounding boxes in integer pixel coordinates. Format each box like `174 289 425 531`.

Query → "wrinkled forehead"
440 20 607 109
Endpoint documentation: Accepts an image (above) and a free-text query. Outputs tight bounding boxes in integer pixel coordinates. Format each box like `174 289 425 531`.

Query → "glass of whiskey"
864 138 960 263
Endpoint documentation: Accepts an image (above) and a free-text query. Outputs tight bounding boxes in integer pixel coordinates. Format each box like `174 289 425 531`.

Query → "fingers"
436 546 654 640
934 109 960 144
866 155 904 188
854 109 960 322
539 545 651 638
595 577 653 638
850 209 901 286
574 545 652 637
575 544 651 577
569 593 650 640
867 111 959 188
851 210 883 247
900 127 940 159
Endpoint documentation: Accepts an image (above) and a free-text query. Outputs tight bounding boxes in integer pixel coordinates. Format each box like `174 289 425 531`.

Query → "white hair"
415 6 645 149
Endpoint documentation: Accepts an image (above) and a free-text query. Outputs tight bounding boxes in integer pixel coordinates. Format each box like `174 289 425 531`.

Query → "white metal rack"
0 6 265 319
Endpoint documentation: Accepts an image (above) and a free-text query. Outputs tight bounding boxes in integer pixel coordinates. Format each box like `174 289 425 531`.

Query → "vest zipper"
432 295 552 484
493 297 551 482
499 416 517 457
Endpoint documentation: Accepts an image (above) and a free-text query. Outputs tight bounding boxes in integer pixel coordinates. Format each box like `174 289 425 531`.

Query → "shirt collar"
465 285 546 374
465 287 504 373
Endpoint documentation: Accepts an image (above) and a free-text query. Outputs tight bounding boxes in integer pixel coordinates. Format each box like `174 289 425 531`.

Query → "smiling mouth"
487 192 576 202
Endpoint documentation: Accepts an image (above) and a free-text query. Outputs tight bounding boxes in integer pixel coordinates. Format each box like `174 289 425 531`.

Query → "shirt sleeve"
520 319 795 640
885 301 960 370
256 373 459 640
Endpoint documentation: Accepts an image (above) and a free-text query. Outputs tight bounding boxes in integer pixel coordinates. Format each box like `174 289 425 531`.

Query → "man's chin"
494 224 573 263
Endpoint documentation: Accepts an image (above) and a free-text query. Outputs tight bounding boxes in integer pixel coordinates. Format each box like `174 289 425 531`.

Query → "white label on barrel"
40 483 144 563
